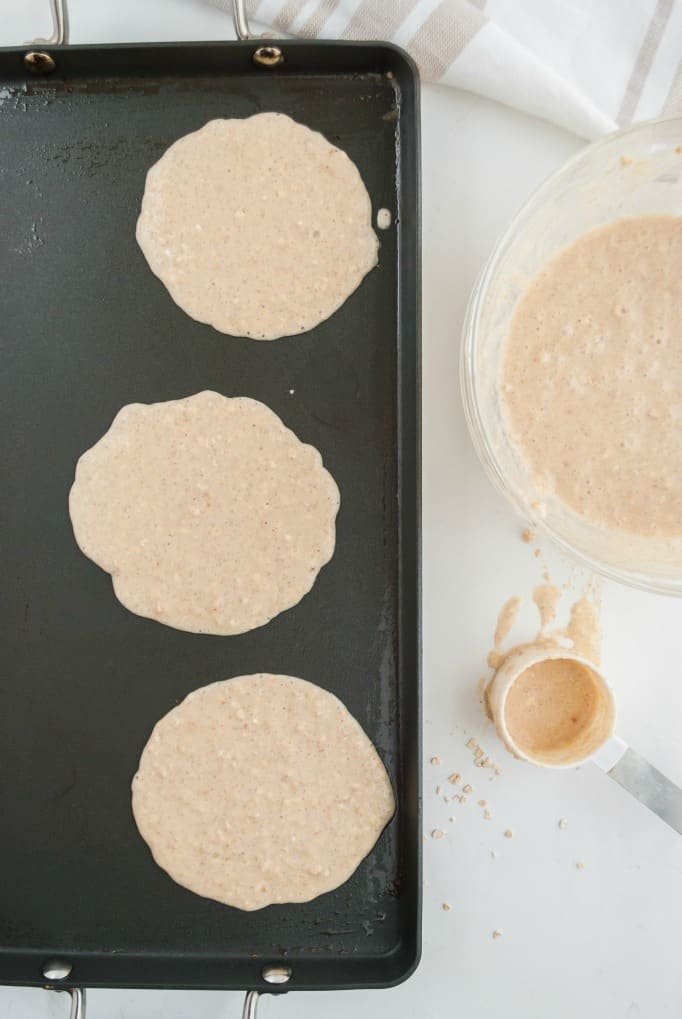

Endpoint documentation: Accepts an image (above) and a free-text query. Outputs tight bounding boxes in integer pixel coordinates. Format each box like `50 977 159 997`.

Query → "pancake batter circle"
136 112 380 339
69 390 340 635
132 673 395 910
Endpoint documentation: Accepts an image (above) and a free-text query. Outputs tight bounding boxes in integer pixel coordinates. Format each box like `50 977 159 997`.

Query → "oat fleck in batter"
502 215 682 536
136 113 379 339
69 391 340 635
132 674 395 911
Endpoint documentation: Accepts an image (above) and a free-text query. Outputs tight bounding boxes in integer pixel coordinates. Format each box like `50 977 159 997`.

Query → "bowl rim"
460 113 682 596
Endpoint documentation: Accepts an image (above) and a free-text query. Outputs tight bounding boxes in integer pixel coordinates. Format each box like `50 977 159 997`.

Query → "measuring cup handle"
591 734 628 772
593 738 682 836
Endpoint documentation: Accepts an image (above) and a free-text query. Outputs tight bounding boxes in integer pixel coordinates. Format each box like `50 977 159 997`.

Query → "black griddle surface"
0 41 420 991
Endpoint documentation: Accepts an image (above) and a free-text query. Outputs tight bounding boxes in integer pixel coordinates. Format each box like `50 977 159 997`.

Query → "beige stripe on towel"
617 0 675 125
272 0 312 32
408 0 486 80
299 0 344 36
341 0 419 41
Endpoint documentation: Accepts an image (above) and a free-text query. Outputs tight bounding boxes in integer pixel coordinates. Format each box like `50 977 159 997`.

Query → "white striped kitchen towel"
207 0 682 139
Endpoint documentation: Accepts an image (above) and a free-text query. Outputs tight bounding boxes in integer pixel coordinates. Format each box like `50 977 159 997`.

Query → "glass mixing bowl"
461 115 682 595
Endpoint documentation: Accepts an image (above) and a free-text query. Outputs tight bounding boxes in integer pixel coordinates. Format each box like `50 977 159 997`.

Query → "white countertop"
4 3 682 1017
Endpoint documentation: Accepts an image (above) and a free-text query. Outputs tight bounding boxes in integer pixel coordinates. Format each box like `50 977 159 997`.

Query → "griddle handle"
33 0 247 46
28 0 69 46
229 0 285 66
49 986 258 1017
48 988 86 1019
242 991 260 1018
232 0 251 41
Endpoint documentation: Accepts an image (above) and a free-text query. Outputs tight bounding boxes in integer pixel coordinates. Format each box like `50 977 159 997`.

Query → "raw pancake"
132 674 395 910
69 391 340 635
136 112 379 340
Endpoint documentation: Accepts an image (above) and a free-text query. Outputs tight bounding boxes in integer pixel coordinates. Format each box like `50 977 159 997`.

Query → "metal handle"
29 0 252 48
48 986 259 1018
48 989 86 1019
598 745 682 836
232 0 251 41
242 991 260 1018
24 0 68 72
230 0 284 66
29 0 69 45
25 0 282 71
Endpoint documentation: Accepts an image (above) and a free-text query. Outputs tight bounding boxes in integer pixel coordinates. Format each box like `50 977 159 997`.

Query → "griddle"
0 6 421 1002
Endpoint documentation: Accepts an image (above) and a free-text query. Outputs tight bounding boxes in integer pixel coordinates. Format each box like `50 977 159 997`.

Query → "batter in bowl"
502 214 682 537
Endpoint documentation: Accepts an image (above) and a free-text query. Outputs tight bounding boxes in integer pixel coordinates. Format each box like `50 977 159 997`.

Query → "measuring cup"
486 645 682 834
